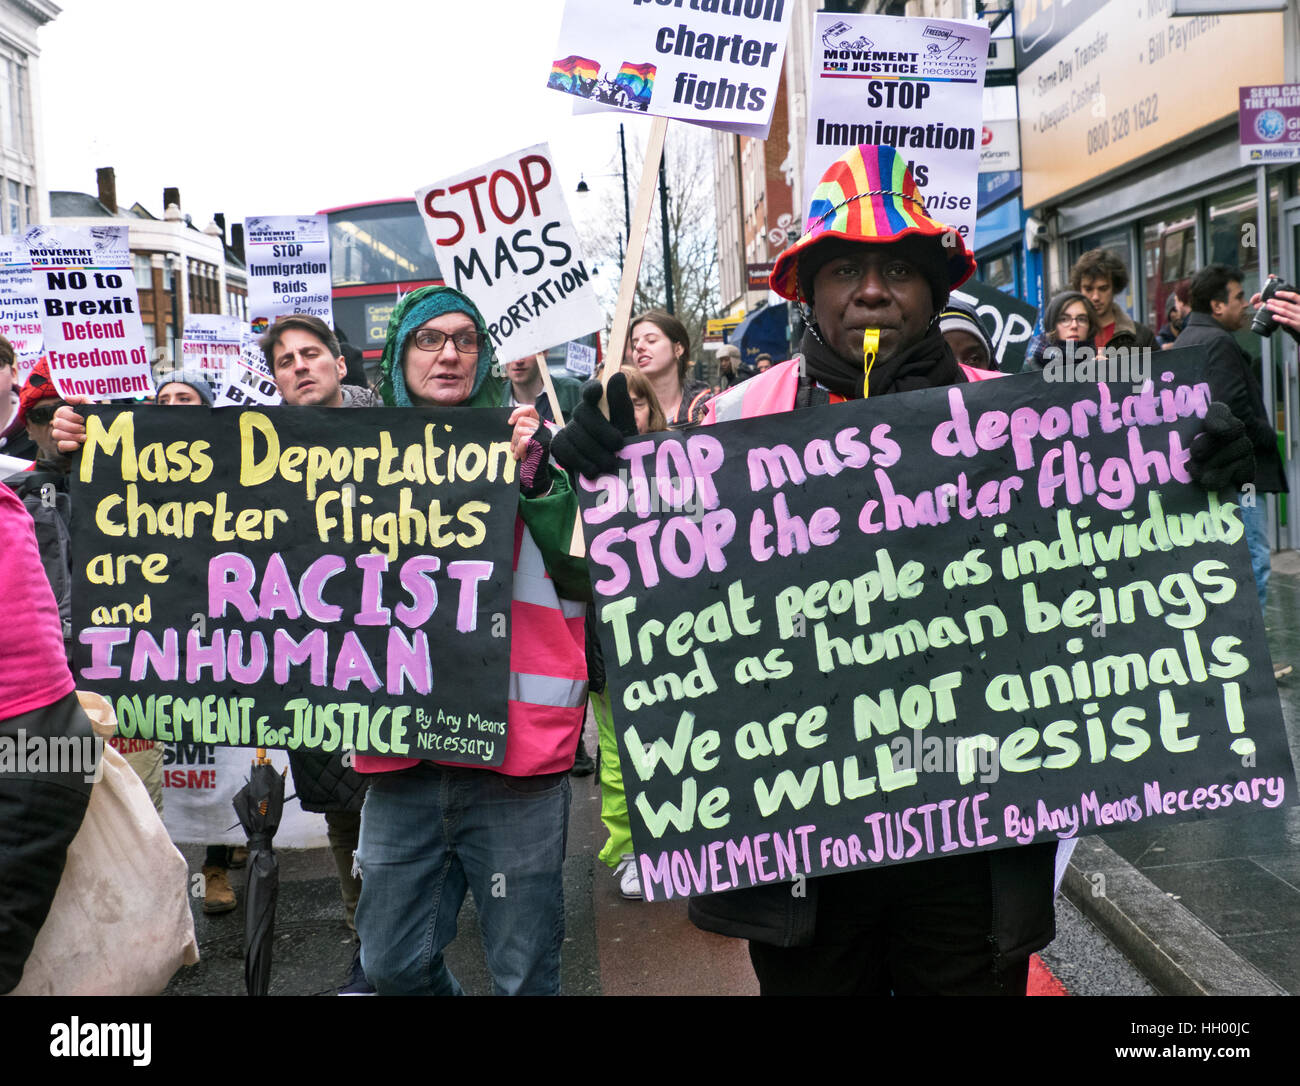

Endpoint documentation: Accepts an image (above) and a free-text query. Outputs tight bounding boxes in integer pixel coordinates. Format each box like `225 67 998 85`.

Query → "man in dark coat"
259 315 375 990
552 145 1256 996
555 146 1058 995
1177 264 1287 620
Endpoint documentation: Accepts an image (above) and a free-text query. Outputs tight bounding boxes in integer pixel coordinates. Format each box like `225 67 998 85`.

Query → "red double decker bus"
319 198 443 377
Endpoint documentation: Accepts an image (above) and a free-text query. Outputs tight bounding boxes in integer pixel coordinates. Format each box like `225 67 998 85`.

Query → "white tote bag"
10 693 199 995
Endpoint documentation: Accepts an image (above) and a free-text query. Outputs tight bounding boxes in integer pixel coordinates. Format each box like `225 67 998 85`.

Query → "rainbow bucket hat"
770 145 975 302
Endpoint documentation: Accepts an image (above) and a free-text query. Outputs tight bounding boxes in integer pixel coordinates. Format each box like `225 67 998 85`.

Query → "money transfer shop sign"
1240 84 1300 164
805 12 988 241
576 357 1293 900
1014 0 1282 206
72 407 518 766
418 143 603 359
549 0 793 138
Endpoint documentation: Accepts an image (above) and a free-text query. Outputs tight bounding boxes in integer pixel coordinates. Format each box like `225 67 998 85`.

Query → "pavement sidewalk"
1063 549 1300 996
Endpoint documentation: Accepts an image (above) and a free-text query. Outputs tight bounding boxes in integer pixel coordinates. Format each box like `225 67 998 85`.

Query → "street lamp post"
658 153 674 316
166 253 182 368
618 123 631 243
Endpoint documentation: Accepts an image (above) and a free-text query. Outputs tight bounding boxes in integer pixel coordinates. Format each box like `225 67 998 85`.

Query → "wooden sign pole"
567 115 670 557
536 352 567 427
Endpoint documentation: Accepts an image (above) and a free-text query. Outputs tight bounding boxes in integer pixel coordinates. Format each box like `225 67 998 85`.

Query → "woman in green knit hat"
356 283 593 996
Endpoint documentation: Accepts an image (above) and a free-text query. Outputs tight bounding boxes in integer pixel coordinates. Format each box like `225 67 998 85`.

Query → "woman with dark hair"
628 309 713 427
1022 290 1098 372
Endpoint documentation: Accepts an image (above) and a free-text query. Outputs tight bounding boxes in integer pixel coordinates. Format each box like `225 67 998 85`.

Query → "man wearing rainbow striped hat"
553 144 1252 995
685 145 1058 995
707 143 990 420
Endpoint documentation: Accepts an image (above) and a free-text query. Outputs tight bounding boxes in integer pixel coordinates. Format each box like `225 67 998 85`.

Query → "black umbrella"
231 752 286 996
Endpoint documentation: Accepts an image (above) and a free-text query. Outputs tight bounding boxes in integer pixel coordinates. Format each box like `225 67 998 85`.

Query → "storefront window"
1208 182 1279 301
1140 202 1196 332
978 251 1020 295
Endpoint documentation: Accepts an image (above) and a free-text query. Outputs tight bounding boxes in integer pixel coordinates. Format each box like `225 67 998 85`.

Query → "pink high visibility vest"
705 358 999 424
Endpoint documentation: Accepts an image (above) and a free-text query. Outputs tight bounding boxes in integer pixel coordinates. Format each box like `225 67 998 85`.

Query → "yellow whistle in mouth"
862 328 879 399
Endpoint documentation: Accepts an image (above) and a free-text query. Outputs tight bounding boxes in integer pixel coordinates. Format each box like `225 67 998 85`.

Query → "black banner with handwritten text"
72 406 517 766
576 354 1295 900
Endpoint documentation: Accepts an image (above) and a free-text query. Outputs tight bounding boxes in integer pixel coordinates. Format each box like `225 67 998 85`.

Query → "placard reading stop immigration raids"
576 357 1294 901
181 313 246 396
0 235 43 384
549 0 793 138
949 278 1037 373
25 224 152 400
417 144 603 360
244 215 333 332
805 12 988 240
71 406 519 766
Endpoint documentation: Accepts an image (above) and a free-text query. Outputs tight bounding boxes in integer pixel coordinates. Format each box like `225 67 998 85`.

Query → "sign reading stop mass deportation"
949 277 1038 373
417 143 603 360
575 355 1294 901
26 224 153 400
71 406 518 766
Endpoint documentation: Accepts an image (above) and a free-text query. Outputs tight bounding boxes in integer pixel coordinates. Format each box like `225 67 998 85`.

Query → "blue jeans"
1236 490 1271 613
355 763 570 995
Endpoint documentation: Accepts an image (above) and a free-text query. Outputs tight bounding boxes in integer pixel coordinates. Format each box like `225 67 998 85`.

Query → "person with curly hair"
1069 247 1156 352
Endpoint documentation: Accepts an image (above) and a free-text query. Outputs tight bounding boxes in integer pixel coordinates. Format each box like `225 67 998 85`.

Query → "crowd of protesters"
3 140 1298 996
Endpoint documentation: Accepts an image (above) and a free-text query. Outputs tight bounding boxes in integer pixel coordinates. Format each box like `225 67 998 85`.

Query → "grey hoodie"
339 384 380 408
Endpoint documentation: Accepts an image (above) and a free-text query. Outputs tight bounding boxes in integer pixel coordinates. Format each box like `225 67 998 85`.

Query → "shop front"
1015 0 1299 545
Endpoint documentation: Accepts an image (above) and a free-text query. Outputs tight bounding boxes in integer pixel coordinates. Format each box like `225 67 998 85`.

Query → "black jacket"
285 385 377 812
3 462 73 662
1176 313 1287 494
1104 311 1158 353
688 329 1057 960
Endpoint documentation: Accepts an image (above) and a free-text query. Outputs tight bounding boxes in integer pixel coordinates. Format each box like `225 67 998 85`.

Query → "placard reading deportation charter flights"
26 224 153 401
575 354 1295 901
417 144 603 360
71 407 518 766
243 215 333 332
0 234 43 385
548 0 793 139
805 12 988 241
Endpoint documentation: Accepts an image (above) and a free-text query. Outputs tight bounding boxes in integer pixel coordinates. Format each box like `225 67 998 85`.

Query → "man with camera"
1177 265 1287 623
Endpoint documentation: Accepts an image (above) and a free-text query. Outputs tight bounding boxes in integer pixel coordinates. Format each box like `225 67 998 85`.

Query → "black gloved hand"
518 423 553 499
1188 401 1255 491
550 373 638 478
